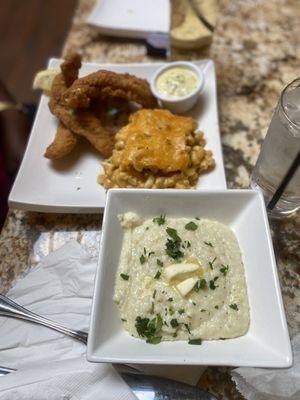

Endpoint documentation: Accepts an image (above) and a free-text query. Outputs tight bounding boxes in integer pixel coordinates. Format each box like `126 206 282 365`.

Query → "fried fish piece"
49 102 115 157
45 53 81 159
44 122 78 159
60 70 158 110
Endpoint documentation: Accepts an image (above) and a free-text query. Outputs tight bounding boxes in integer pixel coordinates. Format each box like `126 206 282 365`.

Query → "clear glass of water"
250 78 300 217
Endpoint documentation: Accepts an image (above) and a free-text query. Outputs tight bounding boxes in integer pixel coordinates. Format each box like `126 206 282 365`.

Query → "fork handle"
0 295 88 344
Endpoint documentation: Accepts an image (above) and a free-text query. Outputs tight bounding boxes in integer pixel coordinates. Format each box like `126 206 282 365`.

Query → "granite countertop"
0 0 299 399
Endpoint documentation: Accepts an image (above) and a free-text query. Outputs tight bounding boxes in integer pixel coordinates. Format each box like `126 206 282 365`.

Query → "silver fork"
0 294 88 344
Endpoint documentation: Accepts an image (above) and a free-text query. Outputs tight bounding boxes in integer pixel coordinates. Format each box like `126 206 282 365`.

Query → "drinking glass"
250 78 300 217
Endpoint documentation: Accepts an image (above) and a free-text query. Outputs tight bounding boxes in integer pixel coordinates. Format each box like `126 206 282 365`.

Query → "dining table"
0 0 299 399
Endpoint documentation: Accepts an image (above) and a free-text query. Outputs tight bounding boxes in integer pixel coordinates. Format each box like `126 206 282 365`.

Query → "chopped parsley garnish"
157 259 164 267
154 271 161 279
215 305 219 309
135 314 163 344
153 214 166 225
150 302 154 314
188 339 202 345
220 264 229 276
140 254 146 264
229 303 238 311
173 332 178 338
168 297 173 302
148 251 155 257
204 241 213 247
152 290 157 299
169 306 175 315
143 247 147 254
165 239 184 259
121 318 127 322
195 217 201 220
184 240 191 248
165 227 184 259
178 308 185 314
185 221 198 231
208 256 217 270
170 318 179 328
200 309 206 312
120 273 129 280
209 277 219 290
194 278 207 291
184 323 191 334
192 302 196 306
166 227 181 242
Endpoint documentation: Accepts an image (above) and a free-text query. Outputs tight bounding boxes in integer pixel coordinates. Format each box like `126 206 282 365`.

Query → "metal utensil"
0 294 218 399
0 294 88 344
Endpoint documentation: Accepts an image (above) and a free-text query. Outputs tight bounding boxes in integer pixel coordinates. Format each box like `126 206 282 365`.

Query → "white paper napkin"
231 334 300 400
0 240 204 399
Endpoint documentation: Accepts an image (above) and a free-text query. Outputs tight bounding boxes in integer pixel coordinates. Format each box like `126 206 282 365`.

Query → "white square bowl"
87 189 292 367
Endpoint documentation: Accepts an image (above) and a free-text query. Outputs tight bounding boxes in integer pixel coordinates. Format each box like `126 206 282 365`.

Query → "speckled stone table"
0 1 299 399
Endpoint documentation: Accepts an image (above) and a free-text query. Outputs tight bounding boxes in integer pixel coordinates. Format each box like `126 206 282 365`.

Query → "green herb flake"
220 264 229 276
170 318 179 328
153 290 157 299
214 305 219 309
178 308 185 314
209 277 219 290
229 303 239 311
192 302 196 306
185 221 198 231
194 278 207 292
173 332 178 338
140 254 146 264
120 273 129 280
188 339 202 345
121 318 127 322
150 302 154 314
166 227 182 242
169 306 175 315
184 323 191 334
195 217 201 220
154 271 161 279
200 309 206 312
208 256 217 270
135 314 163 344
204 241 213 247
157 259 164 267
153 214 166 225
168 297 173 302
147 336 162 344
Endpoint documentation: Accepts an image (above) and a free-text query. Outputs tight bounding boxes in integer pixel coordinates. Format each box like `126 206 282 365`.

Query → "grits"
114 212 249 344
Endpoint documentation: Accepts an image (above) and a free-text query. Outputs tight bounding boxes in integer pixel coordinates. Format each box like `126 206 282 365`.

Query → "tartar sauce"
156 67 200 99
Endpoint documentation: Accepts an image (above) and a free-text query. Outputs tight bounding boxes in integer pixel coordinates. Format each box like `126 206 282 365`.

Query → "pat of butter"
176 277 198 297
164 263 199 281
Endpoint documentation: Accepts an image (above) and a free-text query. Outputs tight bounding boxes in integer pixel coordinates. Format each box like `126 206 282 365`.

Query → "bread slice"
171 0 212 49
190 0 219 28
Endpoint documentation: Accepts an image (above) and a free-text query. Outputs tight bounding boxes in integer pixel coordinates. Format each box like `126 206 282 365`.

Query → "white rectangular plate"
86 0 170 39
9 59 226 213
87 189 292 367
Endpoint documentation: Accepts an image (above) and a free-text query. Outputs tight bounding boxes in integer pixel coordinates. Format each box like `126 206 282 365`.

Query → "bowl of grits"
87 189 292 367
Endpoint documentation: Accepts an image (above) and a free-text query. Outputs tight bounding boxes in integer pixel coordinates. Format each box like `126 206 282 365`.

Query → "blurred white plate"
86 0 170 39
9 59 226 213
87 189 292 367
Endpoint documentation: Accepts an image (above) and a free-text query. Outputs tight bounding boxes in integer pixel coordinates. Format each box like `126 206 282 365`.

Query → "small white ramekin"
150 61 205 114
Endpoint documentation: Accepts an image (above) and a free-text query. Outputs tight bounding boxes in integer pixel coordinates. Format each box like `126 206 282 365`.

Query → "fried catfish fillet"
44 53 81 159
60 70 158 110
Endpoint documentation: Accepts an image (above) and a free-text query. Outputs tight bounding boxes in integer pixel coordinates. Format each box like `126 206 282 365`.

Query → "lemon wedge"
32 69 60 94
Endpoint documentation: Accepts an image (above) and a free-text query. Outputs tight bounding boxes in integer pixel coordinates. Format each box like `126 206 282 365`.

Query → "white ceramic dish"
87 189 292 367
9 59 226 213
150 61 205 113
86 0 170 39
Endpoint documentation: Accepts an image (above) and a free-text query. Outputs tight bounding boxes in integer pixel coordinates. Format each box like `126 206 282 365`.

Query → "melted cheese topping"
118 109 196 173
